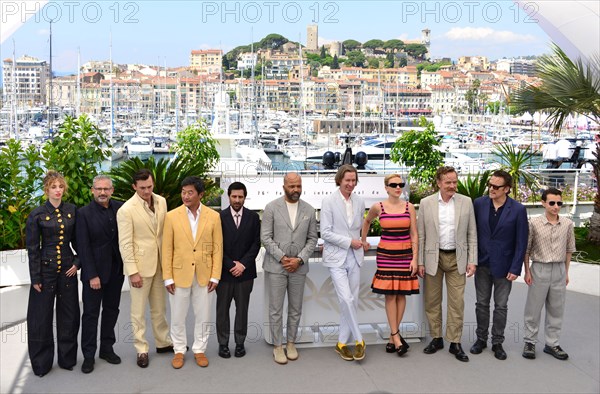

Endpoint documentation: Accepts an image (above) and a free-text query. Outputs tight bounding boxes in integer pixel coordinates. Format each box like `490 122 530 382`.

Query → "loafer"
544 345 569 360
194 353 209 367
99 351 121 364
273 346 287 365
354 340 366 360
171 353 185 369
470 339 487 354
492 344 507 360
218 345 231 359
234 344 246 358
335 343 354 361
81 358 94 374
423 338 444 354
286 342 298 361
137 353 149 368
156 345 174 354
522 342 536 359
449 342 469 362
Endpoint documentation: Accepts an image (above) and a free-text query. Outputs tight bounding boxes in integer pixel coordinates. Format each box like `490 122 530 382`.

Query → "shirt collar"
437 192 455 203
134 192 153 208
338 189 351 202
541 214 562 225
230 206 242 217
186 204 202 217
92 199 111 210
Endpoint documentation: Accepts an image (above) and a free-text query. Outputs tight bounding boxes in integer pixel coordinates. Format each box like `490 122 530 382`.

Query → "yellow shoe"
286 342 299 361
353 340 366 361
335 343 354 361
273 346 288 365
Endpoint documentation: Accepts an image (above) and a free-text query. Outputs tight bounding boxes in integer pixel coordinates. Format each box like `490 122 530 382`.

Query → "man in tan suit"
162 176 223 369
117 169 172 368
417 166 477 362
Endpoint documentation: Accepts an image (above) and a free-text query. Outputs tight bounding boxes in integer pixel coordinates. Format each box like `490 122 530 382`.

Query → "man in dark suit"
216 182 261 359
77 175 124 374
470 170 528 360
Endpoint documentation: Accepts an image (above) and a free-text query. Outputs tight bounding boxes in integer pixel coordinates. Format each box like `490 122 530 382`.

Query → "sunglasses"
387 182 405 188
487 183 506 190
547 201 563 206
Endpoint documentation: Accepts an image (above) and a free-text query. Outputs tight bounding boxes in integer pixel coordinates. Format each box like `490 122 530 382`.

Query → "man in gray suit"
320 165 367 361
261 172 318 365
417 166 477 362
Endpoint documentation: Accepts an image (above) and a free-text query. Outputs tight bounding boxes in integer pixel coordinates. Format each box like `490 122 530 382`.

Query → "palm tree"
512 44 600 244
492 143 540 201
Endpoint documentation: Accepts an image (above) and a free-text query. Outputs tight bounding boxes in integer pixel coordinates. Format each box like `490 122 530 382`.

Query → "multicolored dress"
371 201 419 295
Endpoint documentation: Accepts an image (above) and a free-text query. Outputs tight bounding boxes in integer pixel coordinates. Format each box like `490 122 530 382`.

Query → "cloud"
443 27 537 43
318 36 336 45
38 29 49 36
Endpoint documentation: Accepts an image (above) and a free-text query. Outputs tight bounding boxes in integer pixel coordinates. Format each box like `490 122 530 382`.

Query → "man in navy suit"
470 170 528 360
77 175 124 374
216 182 261 359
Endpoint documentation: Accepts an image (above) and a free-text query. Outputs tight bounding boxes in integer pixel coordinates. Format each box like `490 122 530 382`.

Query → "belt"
532 261 563 264
439 249 456 253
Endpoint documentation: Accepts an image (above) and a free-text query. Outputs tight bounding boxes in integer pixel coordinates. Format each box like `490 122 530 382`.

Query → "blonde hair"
43 170 68 196
384 173 403 186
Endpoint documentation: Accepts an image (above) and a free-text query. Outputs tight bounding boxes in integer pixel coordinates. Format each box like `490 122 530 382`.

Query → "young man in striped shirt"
522 188 576 361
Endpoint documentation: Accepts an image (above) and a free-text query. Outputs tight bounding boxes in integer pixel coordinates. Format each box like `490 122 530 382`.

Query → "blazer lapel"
454 195 462 230
194 206 209 247
178 206 195 246
133 199 156 235
336 192 351 229
276 198 293 230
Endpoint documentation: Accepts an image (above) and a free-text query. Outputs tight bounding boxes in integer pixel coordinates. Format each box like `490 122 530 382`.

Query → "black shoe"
156 345 174 354
399 335 410 350
423 338 444 354
81 358 94 374
137 353 149 368
543 345 569 360
234 344 246 358
59 365 74 371
218 345 231 359
492 344 507 360
449 342 469 362
99 351 122 364
470 339 487 354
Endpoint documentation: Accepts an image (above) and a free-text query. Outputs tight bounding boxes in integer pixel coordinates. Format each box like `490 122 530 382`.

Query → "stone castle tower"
307 24 318 52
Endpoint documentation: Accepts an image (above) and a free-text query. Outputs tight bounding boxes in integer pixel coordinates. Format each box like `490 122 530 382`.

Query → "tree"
513 44 600 244
172 120 219 176
42 115 110 206
404 43 428 60
259 34 288 50
492 143 540 201
363 39 384 49
457 171 492 201
320 45 326 59
465 79 481 114
368 58 380 69
385 53 395 68
332 55 340 69
342 39 361 53
398 57 408 68
390 116 444 187
383 39 405 52
344 51 366 67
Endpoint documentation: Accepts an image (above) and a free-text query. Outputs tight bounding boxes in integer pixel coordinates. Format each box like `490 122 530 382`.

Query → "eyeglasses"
487 183 506 190
387 182 405 188
547 201 563 207
93 187 113 192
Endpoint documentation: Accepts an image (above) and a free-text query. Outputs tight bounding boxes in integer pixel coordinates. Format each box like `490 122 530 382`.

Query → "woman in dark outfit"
26 170 80 377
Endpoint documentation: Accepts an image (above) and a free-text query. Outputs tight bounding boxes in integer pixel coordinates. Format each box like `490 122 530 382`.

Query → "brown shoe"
171 353 185 369
285 342 298 361
194 353 209 367
136 353 149 368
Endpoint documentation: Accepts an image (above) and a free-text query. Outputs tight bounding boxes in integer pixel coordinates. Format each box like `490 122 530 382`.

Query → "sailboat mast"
109 31 114 165
48 20 53 134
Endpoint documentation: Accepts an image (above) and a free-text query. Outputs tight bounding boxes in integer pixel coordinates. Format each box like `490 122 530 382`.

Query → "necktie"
234 213 240 228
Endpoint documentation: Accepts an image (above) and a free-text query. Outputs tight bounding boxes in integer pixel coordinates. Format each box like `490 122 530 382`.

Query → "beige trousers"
424 251 466 343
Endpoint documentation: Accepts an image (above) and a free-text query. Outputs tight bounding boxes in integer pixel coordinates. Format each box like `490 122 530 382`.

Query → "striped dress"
371 201 420 295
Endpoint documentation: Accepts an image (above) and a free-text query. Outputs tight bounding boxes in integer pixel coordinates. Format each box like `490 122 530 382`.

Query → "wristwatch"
298 258 304 266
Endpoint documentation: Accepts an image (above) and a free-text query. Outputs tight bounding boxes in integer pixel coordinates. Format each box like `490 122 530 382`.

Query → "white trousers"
169 278 213 354
328 250 362 344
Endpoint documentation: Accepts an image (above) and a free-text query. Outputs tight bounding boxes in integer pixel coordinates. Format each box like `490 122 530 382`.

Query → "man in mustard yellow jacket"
162 176 223 369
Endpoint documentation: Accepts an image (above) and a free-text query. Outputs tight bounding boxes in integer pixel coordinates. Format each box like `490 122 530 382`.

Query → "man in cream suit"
261 172 318 365
320 165 367 361
117 169 173 368
417 166 477 362
162 176 223 369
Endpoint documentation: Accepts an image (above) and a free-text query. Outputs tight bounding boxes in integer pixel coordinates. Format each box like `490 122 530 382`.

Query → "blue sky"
1 0 553 77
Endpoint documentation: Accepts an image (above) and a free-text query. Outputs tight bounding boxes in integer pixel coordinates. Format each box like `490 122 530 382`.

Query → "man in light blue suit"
320 165 368 361
470 170 528 360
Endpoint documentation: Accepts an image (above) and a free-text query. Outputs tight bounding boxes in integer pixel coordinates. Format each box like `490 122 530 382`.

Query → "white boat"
125 137 153 160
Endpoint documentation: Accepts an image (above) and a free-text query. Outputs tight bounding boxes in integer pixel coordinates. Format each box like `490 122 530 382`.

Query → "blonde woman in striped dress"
362 174 419 356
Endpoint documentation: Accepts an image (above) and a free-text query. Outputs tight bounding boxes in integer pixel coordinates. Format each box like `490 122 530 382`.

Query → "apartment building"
189 49 223 75
2 55 49 106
